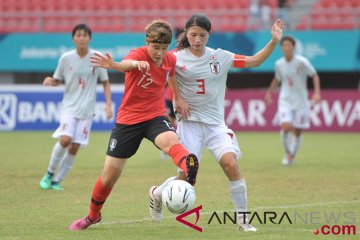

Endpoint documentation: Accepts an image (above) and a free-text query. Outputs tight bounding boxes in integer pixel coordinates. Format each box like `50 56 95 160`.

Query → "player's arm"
102 80 113 120
168 75 191 119
264 78 279 105
311 73 321 103
243 19 284 68
91 53 150 73
43 77 62 86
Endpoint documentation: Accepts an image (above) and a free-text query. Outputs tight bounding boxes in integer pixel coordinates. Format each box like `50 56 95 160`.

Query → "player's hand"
175 97 191 120
264 91 273 105
105 104 113 120
311 92 321 104
133 61 150 73
271 19 284 42
43 77 57 86
91 53 114 69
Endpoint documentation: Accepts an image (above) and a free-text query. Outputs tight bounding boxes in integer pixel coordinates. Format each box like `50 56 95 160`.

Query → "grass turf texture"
0 132 359 240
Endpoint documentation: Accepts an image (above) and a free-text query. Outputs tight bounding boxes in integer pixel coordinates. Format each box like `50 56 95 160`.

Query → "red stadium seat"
87 16 125 32
0 0 359 32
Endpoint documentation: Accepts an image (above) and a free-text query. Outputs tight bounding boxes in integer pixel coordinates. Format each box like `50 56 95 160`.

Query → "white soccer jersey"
53 49 109 119
174 47 235 124
275 55 316 110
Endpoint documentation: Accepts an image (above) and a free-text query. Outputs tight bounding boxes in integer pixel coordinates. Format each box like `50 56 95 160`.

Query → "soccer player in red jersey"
69 19 198 231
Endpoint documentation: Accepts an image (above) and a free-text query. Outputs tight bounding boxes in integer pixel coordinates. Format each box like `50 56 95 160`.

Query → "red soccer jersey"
116 46 176 124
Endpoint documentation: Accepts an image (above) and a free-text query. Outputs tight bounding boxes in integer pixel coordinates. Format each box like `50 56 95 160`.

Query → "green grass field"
0 131 359 240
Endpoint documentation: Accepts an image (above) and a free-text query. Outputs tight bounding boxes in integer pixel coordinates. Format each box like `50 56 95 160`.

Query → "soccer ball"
162 180 196 214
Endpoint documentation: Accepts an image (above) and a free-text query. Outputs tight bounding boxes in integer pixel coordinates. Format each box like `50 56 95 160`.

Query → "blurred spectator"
260 0 272 30
277 0 292 28
248 0 260 29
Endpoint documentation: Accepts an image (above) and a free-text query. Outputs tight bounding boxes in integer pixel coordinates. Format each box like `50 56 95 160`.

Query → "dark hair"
280 36 296 46
177 13 211 50
145 19 172 44
72 24 92 39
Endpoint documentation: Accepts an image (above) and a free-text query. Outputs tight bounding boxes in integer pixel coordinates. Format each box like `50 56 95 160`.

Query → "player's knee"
59 136 72 147
221 159 241 179
162 139 181 153
155 132 180 152
294 129 303 137
281 123 292 132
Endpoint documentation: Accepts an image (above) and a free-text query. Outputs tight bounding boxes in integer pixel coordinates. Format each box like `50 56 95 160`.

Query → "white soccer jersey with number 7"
174 47 236 124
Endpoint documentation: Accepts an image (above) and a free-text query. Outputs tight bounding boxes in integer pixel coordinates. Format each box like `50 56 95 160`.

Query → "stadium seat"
0 0 359 32
87 16 125 32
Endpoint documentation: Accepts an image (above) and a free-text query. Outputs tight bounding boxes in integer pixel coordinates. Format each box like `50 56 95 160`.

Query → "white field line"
100 199 360 226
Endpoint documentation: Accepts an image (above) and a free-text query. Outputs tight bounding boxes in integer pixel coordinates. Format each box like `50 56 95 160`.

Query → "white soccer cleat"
281 156 289 165
238 216 257 232
239 223 257 232
149 186 162 222
281 153 294 166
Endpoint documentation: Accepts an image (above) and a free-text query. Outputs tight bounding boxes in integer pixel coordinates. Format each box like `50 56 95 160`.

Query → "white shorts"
52 112 93 146
176 120 241 163
278 105 310 129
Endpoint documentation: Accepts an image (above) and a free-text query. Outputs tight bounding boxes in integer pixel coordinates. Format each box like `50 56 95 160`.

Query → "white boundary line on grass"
101 199 360 226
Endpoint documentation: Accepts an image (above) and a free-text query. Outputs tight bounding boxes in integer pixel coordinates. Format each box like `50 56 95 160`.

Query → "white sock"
53 152 76 183
47 142 67 174
291 135 303 158
154 176 178 197
230 178 247 213
280 130 291 155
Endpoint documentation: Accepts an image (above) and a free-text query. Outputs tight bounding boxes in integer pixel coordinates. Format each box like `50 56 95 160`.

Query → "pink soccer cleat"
69 215 101 231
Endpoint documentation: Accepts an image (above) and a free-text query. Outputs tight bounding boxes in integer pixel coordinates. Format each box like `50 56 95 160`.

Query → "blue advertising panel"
0 30 359 72
0 33 144 72
0 85 124 131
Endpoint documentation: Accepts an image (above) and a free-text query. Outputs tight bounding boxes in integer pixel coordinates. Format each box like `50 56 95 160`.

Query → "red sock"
88 177 112 221
169 144 189 173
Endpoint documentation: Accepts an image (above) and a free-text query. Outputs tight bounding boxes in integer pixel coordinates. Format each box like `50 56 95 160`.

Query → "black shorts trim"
165 100 175 118
106 116 175 158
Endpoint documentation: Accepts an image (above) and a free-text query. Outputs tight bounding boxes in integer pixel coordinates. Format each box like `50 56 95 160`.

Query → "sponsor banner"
0 30 359 72
0 33 144 72
0 87 359 131
225 89 360 132
0 85 123 131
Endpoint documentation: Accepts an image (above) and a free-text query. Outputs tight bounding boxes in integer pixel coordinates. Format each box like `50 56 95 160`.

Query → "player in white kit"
39 24 113 190
149 14 284 232
265 36 321 165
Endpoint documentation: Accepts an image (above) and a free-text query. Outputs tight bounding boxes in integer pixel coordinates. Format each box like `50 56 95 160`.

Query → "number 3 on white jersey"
196 79 205 94
138 74 153 89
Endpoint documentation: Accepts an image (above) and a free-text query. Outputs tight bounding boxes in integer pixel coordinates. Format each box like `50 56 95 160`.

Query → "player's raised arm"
243 19 284 68
91 53 150 73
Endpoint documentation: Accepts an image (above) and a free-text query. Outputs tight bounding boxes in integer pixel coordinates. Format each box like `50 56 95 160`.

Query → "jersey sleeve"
216 48 234 69
123 48 144 61
53 54 65 80
301 57 317 77
98 67 109 81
